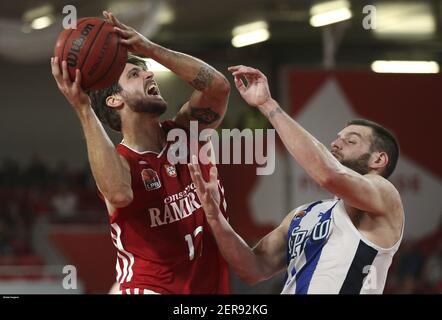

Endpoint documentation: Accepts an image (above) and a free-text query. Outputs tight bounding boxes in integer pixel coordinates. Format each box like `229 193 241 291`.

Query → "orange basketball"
54 17 128 91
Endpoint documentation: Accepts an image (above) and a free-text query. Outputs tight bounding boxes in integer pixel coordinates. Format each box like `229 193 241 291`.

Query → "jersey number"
184 226 203 261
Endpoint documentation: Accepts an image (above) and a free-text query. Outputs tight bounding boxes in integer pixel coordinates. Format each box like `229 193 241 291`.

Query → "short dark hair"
88 54 147 132
346 119 400 178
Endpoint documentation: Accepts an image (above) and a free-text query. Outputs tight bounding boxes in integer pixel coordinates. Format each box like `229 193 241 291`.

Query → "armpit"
190 107 220 125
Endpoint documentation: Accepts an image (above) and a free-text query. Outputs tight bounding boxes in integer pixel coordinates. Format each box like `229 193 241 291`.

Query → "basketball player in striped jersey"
50 11 230 294
189 65 404 294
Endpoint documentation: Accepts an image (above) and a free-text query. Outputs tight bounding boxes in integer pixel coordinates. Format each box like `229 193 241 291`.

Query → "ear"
106 94 124 109
371 151 388 171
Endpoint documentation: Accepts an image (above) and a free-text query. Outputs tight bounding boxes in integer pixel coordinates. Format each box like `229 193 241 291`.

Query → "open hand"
228 65 272 108
103 10 153 57
50 56 90 111
188 156 222 222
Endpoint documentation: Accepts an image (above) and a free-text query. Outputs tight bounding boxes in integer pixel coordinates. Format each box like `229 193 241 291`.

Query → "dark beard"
124 91 167 116
340 152 372 175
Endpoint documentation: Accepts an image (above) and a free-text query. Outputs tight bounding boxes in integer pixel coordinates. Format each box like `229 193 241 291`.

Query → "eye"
348 140 356 144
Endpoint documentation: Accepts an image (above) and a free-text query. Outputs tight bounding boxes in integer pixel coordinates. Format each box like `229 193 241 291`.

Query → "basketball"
54 17 128 91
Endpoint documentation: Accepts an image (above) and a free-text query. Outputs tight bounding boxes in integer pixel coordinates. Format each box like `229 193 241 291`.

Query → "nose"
330 138 342 150
143 69 154 80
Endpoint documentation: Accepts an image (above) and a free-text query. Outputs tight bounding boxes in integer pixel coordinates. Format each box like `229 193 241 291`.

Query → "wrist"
205 210 224 227
141 40 159 58
75 105 95 121
206 215 220 226
257 99 279 117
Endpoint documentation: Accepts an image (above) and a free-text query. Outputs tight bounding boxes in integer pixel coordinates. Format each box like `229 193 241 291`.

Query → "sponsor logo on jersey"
141 168 161 191
148 183 202 227
288 217 332 259
164 164 177 177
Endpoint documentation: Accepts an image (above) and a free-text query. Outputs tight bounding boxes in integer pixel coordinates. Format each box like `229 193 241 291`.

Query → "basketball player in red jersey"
50 11 231 294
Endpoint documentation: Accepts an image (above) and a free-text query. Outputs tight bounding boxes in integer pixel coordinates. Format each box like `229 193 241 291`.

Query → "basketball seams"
79 21 106 74
88 39 125 91
61 29 75 62
55 18 127 91
60 19 91 79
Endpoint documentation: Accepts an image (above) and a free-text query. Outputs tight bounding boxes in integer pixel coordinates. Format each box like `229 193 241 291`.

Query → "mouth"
144 82 161 97
331 150 342 159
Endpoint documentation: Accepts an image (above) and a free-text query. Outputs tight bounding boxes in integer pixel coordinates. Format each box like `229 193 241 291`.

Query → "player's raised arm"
188 159 286 284
228 65 401 217
51 57 132 209
104 11 230 131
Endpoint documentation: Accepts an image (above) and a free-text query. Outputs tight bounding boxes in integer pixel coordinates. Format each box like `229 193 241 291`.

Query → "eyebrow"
127 67 141 79
337 132 363 139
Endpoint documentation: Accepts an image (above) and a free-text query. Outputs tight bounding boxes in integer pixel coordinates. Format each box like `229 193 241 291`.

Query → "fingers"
116 31 137 47
51 56 85 92
228 65 266 83
228 65 242 72
233 73 257 93
51 57 72 90
191 154 198 165
209 166 218 185
229 65 262 90
188 163 219 213
233 75 245 93
230 69 259 79
114 27 132 39
188 163 198 187
188 155 210 194
228 65 258 75
51 57 61 80
119 38 134 47
73 69 82 90
61 60 72 84
109 12 122 28
190 155 205 181
114 26 134 46
103 10 110 22
188 163 206 197
243 73 256 85
104 11 127 29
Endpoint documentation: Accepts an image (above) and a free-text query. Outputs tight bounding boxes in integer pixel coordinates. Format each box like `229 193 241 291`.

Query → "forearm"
258 99 341 186
145 43 229 93
207 214 268 285
76 107 132 204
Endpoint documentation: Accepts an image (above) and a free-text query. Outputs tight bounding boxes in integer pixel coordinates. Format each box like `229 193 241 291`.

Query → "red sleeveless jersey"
106 120 230 294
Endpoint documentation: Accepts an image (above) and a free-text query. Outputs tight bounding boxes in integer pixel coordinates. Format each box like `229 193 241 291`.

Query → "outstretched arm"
228 65 401 216
51 57 132 209
104 11 230 130
188 158 287 284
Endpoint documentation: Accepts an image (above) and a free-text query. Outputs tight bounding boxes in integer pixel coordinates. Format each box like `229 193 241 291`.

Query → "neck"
121 113 166 153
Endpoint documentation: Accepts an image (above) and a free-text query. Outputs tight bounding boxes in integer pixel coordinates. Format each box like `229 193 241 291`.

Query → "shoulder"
365 174 401 202
359 174 403 217
280 200 325 230
116 144 136 164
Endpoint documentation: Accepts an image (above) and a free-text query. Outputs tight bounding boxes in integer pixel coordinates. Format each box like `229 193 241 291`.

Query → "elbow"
237 268 269 286
317 168 343 190
107 189 133 208
317 173 334 189
214 76 231 95
221 79 231 94
240 274 262 286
